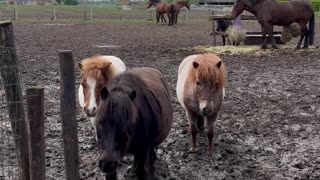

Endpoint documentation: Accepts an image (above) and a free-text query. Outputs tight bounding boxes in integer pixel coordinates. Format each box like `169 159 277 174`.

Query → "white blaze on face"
87 76 97 114
78 84 85 108
199 100 208 112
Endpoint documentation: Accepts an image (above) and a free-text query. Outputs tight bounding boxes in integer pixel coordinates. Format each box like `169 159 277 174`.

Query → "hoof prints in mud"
13 21 320 180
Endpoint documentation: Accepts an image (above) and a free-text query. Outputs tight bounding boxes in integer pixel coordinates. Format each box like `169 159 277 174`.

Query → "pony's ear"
193 62 199 69
78 62 83 71
100 87 109 100
217 61 222 68
128 90 136 101
100 62 112 77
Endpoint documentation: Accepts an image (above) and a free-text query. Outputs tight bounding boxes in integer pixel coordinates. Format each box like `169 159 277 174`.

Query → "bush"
64 0 78 5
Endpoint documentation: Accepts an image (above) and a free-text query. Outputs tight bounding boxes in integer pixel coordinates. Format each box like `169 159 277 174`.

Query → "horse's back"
176 55 199 108
128 67 173 145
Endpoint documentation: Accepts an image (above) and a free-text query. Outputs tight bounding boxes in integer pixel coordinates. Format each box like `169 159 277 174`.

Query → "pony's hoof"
260 45 267 49
303 46 309 49
295 46 301 50
272 45 278 49
189 147 198 153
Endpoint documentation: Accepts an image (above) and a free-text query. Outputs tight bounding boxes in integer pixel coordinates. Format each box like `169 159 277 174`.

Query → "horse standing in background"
176 53 226 155
216 19 232 46
172 0 190 24
231 0 315 49
147 0 176 26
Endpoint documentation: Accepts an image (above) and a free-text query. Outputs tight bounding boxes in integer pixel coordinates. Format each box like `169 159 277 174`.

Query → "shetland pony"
231 0 315 49
95 67 173 180
78 55 126 127
176 53 226 155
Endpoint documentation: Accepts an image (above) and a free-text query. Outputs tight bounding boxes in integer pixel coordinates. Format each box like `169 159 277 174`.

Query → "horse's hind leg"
303 25 309 49
222 35 226 46
156 12 160 25
296 23 307 49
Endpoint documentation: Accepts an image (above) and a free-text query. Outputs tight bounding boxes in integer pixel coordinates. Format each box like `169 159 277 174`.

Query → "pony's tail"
308 13 315 46
170 4 175 25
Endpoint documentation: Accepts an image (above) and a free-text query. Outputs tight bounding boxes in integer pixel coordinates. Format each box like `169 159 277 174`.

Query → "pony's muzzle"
99 159 117 174
199 100 213 116
84 107 96 117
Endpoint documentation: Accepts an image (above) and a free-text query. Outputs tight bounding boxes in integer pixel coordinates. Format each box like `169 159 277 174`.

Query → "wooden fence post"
26 87 45 180
211 11 216 46
0 21 30 180
59 50 80 180
14 3 18 20
53 6 57 21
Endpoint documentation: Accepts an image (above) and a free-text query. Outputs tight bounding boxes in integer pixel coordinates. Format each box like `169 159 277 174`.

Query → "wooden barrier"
209 14 256 46
26 87 45 180
209 14 283 46
59 50 80 180
0 20 30 180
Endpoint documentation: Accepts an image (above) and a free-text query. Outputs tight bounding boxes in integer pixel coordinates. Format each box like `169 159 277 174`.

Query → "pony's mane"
189 54 225 89
80 55 115 78
99 87 136 130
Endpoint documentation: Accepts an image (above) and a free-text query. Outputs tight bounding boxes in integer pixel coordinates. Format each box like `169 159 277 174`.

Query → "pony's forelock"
80 55 115 79
98 87 136 130
189 55 225 89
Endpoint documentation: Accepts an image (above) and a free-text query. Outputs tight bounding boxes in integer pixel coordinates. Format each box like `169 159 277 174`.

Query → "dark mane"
98 87 136 130
97 72 158 131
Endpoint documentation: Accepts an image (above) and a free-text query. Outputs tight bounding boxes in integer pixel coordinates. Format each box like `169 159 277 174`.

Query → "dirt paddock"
13 18 320 180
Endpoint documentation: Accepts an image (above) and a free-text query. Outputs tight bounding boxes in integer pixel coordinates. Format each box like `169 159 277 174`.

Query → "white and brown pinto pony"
78 55 126 127
176 53 226 155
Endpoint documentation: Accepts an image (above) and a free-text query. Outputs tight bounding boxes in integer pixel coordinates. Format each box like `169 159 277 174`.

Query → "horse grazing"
78 55 126 128
172 0 190 24
231 0 315 49
95 67 173 180
176 53 226 155
216 20 232 46
147 0 176 26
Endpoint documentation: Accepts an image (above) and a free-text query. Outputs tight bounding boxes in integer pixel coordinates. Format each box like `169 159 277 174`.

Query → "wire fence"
0 4 220 22
0 47 24 180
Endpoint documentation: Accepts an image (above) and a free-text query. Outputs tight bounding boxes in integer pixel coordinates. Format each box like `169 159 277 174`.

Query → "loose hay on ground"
193 45 270 56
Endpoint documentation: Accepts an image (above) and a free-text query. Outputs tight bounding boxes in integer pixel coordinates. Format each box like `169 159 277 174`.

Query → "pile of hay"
288 23 300 37
281 27 292 43
225 27 246 46
281 23 300 43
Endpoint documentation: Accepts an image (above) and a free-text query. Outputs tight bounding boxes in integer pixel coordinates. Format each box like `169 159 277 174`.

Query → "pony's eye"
196 81 200 85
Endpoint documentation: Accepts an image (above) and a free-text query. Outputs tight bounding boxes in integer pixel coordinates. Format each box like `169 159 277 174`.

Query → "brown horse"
231 0 315 49
147 0 176 26
176 53 226 155
78 55 126 133
172 0 190 24
95 67 173 180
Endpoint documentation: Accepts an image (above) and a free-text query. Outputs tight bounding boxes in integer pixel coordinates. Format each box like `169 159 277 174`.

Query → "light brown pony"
176 53 226 155
172 0 190 24
78 55 126 128
147 0 175 26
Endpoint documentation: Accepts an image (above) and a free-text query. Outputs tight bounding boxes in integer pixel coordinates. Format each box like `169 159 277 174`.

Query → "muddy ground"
12 16 320 180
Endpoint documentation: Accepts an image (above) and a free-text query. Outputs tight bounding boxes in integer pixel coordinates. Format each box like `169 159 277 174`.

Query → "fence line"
0 4 210 22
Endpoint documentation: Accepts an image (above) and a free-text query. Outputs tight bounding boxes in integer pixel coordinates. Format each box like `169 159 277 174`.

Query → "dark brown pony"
216 20 232 46
172 0 190 24
95 67 173 180
231 0 315 49
147 0 176 26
